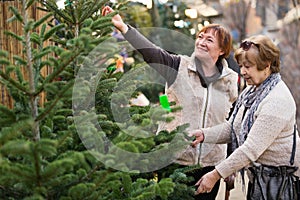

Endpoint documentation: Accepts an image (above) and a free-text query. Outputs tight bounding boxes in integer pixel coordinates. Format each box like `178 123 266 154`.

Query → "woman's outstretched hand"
101 6 128 33
189 129 204 147
195 169 221 195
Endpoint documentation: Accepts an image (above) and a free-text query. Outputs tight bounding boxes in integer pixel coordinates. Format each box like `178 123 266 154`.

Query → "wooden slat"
0 1 53 108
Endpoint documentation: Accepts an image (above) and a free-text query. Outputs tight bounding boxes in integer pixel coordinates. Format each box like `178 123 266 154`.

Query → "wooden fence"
0 1 51 108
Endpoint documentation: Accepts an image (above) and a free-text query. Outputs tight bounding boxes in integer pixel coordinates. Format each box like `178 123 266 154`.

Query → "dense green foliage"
0 0 198 199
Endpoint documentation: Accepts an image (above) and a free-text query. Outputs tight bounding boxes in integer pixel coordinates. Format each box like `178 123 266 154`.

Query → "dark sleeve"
123 25 180 85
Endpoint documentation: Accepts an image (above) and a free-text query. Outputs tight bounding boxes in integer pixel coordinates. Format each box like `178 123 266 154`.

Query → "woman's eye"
239 65 251 69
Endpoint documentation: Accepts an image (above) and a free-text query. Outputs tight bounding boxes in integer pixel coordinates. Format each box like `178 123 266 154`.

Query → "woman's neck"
195 58 218 77
202 64 218 77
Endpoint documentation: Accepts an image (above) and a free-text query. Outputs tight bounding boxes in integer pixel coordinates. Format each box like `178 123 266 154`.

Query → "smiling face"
194 29 224 65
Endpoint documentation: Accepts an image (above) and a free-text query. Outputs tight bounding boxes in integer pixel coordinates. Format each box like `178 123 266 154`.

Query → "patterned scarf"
230 73 281 151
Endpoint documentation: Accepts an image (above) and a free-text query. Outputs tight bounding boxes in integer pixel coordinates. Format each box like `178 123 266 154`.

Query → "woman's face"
237 50 269 86
194 29 224 64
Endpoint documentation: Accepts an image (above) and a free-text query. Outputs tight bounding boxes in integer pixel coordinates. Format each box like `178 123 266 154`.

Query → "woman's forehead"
201 28 217 35
199 29 218 39
237 51 256 63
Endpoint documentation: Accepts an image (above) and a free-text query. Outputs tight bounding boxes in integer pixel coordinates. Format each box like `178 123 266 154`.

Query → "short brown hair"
197 24 232 59
234 35 280 73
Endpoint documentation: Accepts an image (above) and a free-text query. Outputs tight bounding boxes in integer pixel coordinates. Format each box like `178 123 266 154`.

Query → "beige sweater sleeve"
203 121 232 144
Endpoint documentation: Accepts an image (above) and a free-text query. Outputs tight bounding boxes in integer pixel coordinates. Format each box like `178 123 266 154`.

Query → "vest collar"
187 53 231 78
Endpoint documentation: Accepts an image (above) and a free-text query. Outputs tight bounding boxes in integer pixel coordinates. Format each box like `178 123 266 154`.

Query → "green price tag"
107 66 116 72
159 94 171 112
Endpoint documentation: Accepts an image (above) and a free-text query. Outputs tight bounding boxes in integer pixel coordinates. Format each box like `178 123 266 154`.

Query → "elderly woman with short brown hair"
189 35 300 199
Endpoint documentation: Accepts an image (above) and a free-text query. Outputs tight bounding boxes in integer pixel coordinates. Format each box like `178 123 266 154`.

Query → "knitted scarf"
230 73 281 151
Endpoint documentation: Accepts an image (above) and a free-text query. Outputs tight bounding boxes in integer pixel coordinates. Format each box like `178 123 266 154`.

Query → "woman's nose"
240 67 246 76
197 39 206 46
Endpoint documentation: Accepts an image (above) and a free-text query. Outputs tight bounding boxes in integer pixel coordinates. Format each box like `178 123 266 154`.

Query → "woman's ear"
266 62 272 70
219 50 225 56
264 63 271 75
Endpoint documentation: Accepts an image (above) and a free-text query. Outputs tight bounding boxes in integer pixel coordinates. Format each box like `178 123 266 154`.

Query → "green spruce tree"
0 0 199 199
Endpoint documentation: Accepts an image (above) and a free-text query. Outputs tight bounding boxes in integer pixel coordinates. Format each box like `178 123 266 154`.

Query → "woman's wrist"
116 23 128 34
212 169 222 180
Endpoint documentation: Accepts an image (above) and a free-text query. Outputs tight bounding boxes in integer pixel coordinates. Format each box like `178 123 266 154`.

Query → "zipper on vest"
202 87 209 128
198 86 210 165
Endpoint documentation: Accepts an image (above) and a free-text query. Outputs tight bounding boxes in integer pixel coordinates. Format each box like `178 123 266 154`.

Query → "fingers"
101 6 113 16
195 178 210 194
189 130 204 147
191 140 199 148
195 185 212 194
195 177 202 186
188 129 202 137
195 186 212 195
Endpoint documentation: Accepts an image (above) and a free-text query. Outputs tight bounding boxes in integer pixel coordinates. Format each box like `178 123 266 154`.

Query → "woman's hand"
101 6 128 33
195 169 221 195
224 173 235 191
189 129 204 147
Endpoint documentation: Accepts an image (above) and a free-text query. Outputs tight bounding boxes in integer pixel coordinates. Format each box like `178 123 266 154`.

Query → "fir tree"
0 0 199 199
